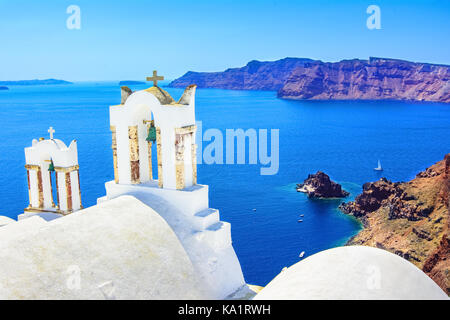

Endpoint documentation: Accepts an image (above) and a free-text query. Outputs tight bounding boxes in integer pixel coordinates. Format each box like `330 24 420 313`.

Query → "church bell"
146 123 157 142
48 159 55 172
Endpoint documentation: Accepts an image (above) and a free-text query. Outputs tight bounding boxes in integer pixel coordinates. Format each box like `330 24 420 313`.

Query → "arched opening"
125 102 162 187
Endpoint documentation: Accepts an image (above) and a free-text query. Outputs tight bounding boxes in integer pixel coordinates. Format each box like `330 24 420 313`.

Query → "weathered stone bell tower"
109 71 198 190
22 127 82 219
98 72 246 299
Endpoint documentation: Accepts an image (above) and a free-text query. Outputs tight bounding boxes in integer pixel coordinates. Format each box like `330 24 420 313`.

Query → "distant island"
119 81 146 85
169 57 450 103
0 79 72 86
0 86 8 91
340 154 450 294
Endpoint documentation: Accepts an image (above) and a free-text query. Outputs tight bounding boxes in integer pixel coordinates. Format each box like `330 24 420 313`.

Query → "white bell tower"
99 73 246 299
22 127 82 218
109 71 198 190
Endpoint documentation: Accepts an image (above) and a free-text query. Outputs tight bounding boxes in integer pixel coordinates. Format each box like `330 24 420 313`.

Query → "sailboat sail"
374 160 383 171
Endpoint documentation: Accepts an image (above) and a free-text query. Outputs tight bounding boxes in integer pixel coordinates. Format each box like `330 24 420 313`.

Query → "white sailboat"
374 160 383 171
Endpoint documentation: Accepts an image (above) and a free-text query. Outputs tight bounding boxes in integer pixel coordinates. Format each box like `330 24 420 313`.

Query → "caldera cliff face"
170 57 450 103
169 58 314 91
278 58 450 103
340 154 450 295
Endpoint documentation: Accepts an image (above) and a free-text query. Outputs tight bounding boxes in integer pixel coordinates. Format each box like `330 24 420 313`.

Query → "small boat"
299 251 305 258
299 214 304 217
297 219 303 223
374 160 383 171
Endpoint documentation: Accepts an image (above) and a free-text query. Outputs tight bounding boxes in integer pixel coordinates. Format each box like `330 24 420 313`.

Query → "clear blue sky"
0 0 449 81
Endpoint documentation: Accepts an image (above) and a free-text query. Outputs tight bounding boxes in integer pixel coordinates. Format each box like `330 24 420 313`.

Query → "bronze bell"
48 159 55 172
146 125 157 142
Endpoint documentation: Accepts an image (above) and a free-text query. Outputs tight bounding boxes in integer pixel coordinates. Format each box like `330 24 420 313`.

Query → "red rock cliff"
341 154 450 294
170 57 450 103
279 58 450 103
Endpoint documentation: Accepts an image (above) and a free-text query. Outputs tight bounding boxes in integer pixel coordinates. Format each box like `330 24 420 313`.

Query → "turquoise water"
1 82 449 285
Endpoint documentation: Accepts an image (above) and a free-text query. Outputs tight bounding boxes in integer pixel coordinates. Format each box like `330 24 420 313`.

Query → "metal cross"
48 127 55 139
146 70 164 87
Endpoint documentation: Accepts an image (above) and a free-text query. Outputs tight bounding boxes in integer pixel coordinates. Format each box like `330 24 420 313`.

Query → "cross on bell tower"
146 70 164 87
48 127 55 140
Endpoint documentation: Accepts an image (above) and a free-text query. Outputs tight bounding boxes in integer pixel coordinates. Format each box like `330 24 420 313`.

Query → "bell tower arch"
109 73 198 190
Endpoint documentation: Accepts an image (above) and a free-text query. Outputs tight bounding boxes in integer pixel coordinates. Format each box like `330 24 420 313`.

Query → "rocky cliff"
297 171 349 198
169 58 314 90
340 154 450 294
170 57 450 103
279 58 450 103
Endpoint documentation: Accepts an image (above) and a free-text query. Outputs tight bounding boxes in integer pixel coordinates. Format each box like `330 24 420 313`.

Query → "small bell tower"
22 127 82 218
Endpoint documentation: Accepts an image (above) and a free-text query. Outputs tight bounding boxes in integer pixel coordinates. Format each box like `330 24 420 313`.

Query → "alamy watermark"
65 265 81 290
66 5 81 30
366 5 381 30
196 121 279 176
366 265 382 290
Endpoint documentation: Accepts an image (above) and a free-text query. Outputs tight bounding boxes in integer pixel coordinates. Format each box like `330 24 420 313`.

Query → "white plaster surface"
0 196 208 299
18 211 61 222
254 246 449 300
0 216 16 227
102 181 246 299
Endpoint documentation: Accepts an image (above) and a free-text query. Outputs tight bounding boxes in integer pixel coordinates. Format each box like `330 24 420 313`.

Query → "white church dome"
49 138 69 150
0 196 208 299
254 246 448 300
0 216 15 227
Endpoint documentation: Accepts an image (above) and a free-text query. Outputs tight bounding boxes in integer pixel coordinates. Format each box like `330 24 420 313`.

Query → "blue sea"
0 82 449 286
